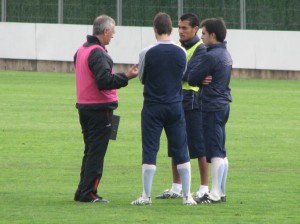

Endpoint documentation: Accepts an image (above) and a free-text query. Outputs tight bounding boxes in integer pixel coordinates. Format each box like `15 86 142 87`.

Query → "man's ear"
211 33 217 40
193 26 199 34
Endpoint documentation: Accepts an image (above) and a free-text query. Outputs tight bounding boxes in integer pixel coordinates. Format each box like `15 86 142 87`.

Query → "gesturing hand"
127 64 139 80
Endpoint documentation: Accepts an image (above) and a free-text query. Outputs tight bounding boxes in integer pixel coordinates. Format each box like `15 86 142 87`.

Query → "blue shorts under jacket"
141 102 190 165
203 105 230 162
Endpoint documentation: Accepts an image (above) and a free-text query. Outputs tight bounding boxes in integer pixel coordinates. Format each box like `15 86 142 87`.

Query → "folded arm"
186 53 214 87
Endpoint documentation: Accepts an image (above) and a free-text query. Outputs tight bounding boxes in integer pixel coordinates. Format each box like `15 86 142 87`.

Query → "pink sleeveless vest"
75 44 118 104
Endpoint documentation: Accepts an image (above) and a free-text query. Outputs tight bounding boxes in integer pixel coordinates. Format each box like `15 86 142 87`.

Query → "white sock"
177 162 191 198
198 185 209 194
210 157 225 201
171 183 182 194
221 157 228 196
142 164 156 198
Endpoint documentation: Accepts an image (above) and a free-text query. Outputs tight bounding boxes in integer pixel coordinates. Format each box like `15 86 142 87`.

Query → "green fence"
1 0 300 30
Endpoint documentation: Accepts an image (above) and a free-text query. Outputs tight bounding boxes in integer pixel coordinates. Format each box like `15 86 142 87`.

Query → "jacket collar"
180 35 200 50
207 41 227 51
86 35 106 49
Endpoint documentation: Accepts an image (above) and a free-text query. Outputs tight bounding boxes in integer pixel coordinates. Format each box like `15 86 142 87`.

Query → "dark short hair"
153 12 172 35
200 18 227 42
180 13 199 28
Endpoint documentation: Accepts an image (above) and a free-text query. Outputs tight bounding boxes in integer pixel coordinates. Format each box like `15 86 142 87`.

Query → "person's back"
140 42 186 103
155 13 210 201
131 12 196 206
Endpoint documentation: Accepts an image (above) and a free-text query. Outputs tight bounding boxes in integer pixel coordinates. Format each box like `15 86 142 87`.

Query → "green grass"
0 70 299 224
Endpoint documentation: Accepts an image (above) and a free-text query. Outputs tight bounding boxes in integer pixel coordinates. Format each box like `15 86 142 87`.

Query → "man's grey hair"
93 15 115 35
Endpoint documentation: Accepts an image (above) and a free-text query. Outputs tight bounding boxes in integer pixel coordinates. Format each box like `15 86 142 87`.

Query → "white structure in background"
0 23 299 72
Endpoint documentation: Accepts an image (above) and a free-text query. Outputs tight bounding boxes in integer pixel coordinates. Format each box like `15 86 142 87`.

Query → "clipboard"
109 115 120 140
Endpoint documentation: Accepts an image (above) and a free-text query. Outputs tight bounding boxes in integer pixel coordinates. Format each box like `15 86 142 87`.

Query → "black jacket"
74 35 128 110
187 42 232 111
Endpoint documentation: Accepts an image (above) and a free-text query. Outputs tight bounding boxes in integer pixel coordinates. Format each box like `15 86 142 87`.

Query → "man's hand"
202 75 212 85
126 64 139 80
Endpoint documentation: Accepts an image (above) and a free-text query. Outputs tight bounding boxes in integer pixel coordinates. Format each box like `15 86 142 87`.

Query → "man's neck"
156 34 171 41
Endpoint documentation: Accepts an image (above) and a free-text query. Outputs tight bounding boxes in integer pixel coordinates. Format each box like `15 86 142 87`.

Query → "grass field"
0 70 299 224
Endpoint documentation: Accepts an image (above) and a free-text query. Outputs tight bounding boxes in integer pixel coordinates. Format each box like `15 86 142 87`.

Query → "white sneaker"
131 196 152 206
193 191 208 199
155 189 182 199
183 196 197 206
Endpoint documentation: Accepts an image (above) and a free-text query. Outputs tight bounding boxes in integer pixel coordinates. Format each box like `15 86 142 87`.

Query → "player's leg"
132 105 162 205
74 109 89 201
197 156 209 196
155 158 182 199
196 108 229 204
165 103 196 205
142 164 156 198
220 106 230 201
221 157 228 201
185 109 209 198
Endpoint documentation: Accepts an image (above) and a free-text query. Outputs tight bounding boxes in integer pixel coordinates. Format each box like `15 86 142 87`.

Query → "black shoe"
221 196 226 202
79 193 109 203
155 189 182 199
194 193 221 204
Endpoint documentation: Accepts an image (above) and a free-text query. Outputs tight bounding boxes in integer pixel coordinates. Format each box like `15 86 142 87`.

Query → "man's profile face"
201 26 214 46
178 20 198 42
103 24 115 45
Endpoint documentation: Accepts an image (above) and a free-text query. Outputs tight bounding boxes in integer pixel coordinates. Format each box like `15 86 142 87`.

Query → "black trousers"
76 109 112 197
